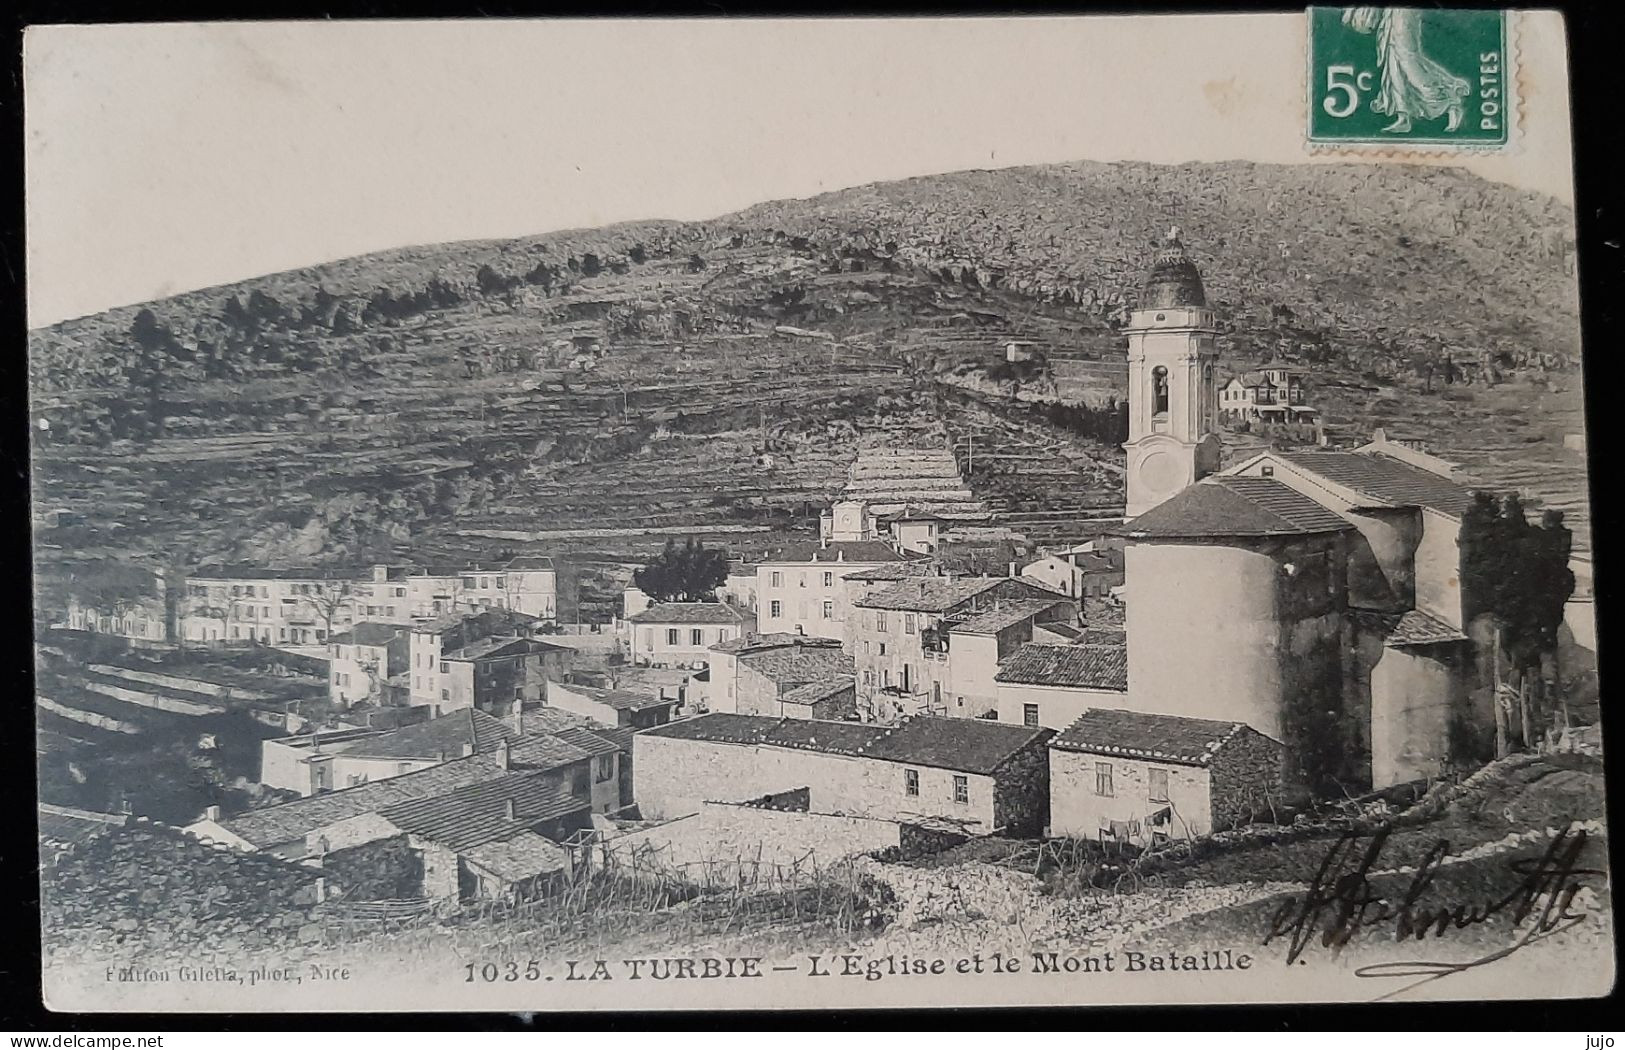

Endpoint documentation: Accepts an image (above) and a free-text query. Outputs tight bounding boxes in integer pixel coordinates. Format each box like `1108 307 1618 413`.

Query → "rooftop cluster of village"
39 232 1597 928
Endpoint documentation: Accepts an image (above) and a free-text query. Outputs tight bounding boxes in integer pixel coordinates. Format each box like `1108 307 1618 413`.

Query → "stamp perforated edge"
1302 7 1525 158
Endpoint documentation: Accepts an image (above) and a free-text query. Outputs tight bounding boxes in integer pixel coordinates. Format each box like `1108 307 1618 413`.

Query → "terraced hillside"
29 160 1588 612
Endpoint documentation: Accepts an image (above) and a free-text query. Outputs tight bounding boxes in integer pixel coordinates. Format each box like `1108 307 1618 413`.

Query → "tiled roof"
842 561 946 582
643 713 1052 775
443 636 573 662
380 773 588 851
217 753 511 847
1277 451 1476 518
328 623 409 647
780 675 856 706
738 647 855 685
342 709 518 761
855 577 1007 613
38 804 126 847
760 540 916 564
461 830 571 882
547 725 627 757
949 599 1073 636
994 643 1128 691
1353 609 1470 648
189 565 371 582
1116 477 1351 539
710 633 845 655
1052 708 1273 767
627 602 749 626
416 607 541 636
557 683 677 712
1032 621 1087 643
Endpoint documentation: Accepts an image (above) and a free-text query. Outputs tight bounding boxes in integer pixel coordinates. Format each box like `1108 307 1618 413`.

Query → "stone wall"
991 736 1051 836
1207 728 1284 830
322 834 423 900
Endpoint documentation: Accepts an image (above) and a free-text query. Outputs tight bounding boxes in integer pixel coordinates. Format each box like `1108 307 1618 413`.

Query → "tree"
296 580 358 642
1459 492 1577 753
632 538 730 603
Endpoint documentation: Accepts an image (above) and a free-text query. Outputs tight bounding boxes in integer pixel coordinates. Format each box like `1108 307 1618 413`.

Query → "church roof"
1275 451 1476 519
1115 476 1352 540
1139 231 1207 310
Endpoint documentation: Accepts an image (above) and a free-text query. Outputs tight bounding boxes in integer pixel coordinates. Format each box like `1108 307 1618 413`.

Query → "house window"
440 661 449 673
1148 768 1170 803
770 571 783 588
1152 366 1169 415
862 640 870 655
822 601 834 619
1095 763 1114 797
903 613 916 635
1023 703 1040 728
905 769 919 796
666 628 680 645
770 600 783 619
862 670 872 686
396 762 411 775
799 572 808 588
691 629 703 645
572 767 590 796
876 612 887 632
596 755 615 783
952 775 969 805
440 689 450 701
823 572 834 587
1261 465 1274 478
878 642 887 656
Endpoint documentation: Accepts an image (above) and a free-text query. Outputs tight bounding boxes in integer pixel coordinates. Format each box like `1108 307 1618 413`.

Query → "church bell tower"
1123 227 1222 518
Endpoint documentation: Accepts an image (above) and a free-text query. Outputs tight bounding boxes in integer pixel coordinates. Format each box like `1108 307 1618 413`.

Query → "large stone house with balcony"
847 575 1074 723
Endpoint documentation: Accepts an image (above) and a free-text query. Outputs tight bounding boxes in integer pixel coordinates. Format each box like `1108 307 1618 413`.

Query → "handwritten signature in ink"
1262 823 1603 999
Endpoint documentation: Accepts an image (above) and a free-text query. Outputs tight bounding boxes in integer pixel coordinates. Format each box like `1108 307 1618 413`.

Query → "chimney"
820 535 829 550
204 804 221 822
510 706 524 735
1008 561 1017 578
460 741 475 757
497 738 511 771
504 799 517 820
437 749 446 763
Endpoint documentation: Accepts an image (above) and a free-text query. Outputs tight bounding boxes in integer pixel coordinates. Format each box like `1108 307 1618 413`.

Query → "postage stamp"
1307 6 1514 149
23 11 1605 1014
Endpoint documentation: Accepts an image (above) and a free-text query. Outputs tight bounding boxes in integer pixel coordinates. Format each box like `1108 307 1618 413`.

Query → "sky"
24 13 1575 328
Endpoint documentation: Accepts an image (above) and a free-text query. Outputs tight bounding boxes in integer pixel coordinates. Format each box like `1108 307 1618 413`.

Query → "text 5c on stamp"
1308 6 1513 150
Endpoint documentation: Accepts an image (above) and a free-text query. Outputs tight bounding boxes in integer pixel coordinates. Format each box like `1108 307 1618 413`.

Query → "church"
1106 230 1488 797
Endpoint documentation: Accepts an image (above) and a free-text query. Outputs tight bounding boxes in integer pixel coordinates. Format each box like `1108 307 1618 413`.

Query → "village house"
625 602 748 668
407 608 573 715
726 639 856 720
848 574 1073 722
706 633 844 714
326 622 410 708
192 709 628 894
635 712 1054 836
1019 544 1125 600
1218 363 1318 424
1048 708 1283 844
546 679 680 729
260 707 523 796
993 642 1129 730
754 535 919 641
874 507 945 555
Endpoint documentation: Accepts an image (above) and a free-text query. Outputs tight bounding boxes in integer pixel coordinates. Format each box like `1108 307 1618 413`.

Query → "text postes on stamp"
1308 7 1513 150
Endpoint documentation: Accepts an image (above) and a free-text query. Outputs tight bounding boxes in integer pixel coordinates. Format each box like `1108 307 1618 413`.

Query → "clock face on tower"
1138 448 1184 496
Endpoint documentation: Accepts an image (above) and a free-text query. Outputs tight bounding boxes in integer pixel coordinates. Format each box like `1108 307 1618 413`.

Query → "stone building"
326 622 410 708
848 575 1073 722
407 608 573 716
993 642 1129 730
1048 708 1282 844
634 713 1054 836
706 632 845 714
546 680 680 729
753 537 918 642
625 602 748 668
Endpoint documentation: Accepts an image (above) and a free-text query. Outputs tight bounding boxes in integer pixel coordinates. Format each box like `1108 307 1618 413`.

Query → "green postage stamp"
1308 6 1513 149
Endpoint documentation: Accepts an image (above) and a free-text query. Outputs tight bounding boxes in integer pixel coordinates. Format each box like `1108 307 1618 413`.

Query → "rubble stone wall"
323 834 423 900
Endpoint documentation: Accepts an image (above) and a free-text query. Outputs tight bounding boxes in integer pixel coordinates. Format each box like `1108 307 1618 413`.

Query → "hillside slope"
27 159 1588 603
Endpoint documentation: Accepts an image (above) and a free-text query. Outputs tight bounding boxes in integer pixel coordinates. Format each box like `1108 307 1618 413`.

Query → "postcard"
26 10 1608 1011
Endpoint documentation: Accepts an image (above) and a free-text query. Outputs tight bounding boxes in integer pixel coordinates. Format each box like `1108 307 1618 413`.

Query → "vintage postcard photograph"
24 10 1609 1013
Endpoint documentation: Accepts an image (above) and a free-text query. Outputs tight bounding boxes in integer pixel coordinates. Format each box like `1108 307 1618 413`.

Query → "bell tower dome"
1123 227 1222 518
